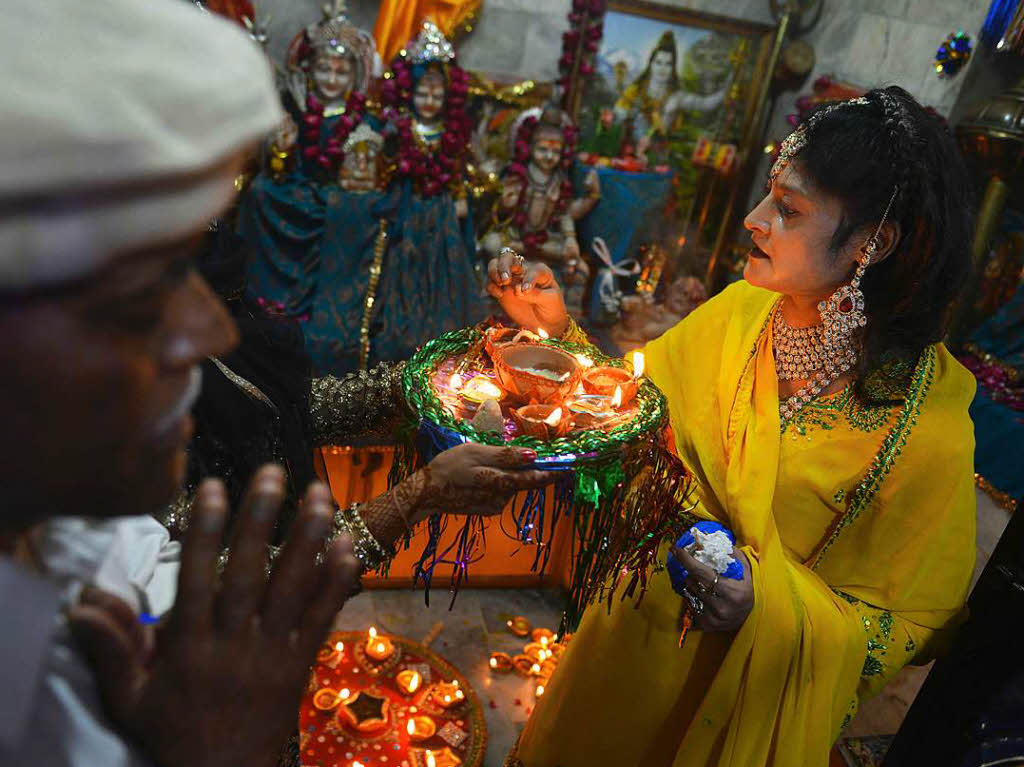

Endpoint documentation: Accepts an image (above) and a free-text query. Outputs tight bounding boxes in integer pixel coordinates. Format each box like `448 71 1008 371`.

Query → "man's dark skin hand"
69 465 361 767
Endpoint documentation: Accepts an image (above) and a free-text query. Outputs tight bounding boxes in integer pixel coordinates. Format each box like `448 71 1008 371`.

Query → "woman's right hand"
404 443 553 525
486 251 570 337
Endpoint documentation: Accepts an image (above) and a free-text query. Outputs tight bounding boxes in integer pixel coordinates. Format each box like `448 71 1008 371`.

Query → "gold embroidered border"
359 219 389 372
807 346 937 569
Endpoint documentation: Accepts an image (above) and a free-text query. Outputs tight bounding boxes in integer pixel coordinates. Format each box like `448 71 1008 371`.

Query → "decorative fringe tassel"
388 419 697 631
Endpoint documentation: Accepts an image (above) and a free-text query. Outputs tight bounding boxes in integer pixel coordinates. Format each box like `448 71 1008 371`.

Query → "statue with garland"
237 0 380 329
364 21 486 365
480 107 601 316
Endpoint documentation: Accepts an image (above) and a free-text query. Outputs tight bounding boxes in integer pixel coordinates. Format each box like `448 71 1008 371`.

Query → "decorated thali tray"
396 324 692 633
402 325 669 467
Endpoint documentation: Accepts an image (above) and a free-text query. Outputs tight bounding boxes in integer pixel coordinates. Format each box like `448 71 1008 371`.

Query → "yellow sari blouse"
512 280 976 767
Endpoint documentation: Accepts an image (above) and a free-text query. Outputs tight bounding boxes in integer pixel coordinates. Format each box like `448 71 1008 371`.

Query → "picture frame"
568 0 786 287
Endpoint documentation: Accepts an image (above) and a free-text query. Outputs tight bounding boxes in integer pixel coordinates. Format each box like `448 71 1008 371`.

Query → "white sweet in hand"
686 529 735 575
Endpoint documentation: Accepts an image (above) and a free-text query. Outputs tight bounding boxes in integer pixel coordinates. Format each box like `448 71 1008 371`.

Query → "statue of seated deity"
480 107 602 317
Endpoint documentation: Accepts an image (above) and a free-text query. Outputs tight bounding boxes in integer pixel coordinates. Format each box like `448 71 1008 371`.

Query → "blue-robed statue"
238 11 485 375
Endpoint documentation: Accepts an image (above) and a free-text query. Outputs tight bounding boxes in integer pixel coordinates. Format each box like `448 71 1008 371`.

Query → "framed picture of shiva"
571 0 781 275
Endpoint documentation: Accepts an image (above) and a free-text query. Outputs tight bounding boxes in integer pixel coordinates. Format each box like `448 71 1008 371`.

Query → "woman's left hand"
671 544 754 632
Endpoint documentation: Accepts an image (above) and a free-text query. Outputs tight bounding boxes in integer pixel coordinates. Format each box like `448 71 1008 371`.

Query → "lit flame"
407 719 416 735
407 673 420 692
354 761 365 767
456 690 464 700
537 327 549 339
443 695 452 703
426 751 436 767
543 407 563 427
632 351 645 378
536 684 546 696
340 688 351 699
368 627 377 640
531 663 541 675
612 386 622 408
489 657 498 668
449 373 462 390
573 353 594 368
334 641 344 652
537 650 548 662
376 642 386 654
539 636 549 647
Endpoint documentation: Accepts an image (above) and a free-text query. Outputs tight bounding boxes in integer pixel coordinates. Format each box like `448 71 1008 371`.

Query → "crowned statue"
237 1 381 327
481 107 601 316
350 21 486 366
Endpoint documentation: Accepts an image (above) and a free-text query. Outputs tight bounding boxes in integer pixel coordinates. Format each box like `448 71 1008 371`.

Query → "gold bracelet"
559 316 590 346
332 503 394 573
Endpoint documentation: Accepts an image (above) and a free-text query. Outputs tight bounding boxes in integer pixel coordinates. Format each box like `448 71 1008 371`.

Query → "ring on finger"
710 573 720 598
682 586 704 615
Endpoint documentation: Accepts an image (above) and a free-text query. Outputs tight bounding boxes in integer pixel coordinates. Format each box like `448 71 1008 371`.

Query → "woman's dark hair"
795 85 974 381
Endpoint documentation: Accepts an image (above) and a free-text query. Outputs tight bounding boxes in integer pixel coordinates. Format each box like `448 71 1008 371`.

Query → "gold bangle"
332 503 393 573
559 316 590 346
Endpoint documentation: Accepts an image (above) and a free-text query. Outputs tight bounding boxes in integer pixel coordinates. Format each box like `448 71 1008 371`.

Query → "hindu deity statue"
236 1 379 326
614 30 726 142
274 0 378 181
339 123 385 192
481 107 601 316
349 21 486 365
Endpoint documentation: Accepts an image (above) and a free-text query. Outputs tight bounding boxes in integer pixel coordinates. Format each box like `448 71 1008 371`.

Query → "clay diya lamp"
396 669 423 696
506 616 531 637
484 325 519 358
531 627 556 645
512 654 536 677
523 642 551 663
365 627 395 662
568 394 618 430
493 343 581 405
316 638 344 667
430 679 466 709
312 687 345 712
488 651 514 673
512 404 570 440
582 366 637 405
406 715 437 742
416 747 462 767
457 374 504 409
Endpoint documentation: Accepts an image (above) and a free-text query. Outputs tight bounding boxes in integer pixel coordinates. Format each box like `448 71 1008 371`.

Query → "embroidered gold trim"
359 219 389 371
807 346 937 569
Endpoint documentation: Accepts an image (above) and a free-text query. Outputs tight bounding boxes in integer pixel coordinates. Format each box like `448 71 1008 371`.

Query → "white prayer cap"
0 0 283 290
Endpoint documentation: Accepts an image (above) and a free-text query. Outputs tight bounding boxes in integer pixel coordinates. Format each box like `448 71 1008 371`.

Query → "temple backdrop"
256 0 988 118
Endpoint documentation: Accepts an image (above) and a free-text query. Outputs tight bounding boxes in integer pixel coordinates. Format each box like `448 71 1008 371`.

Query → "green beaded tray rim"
403 327 668 459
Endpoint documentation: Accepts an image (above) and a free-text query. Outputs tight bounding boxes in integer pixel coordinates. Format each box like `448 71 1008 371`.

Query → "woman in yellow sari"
486 86 977 766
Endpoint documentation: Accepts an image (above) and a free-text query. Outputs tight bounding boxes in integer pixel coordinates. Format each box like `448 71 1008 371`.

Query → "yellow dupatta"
512 280 976 767
645 280 976 764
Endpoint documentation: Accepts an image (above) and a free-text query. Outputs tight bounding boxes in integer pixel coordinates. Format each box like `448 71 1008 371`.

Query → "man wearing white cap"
0 2 363 766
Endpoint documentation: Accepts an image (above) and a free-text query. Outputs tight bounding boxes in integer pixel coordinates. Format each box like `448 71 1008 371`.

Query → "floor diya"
506 616 532 637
